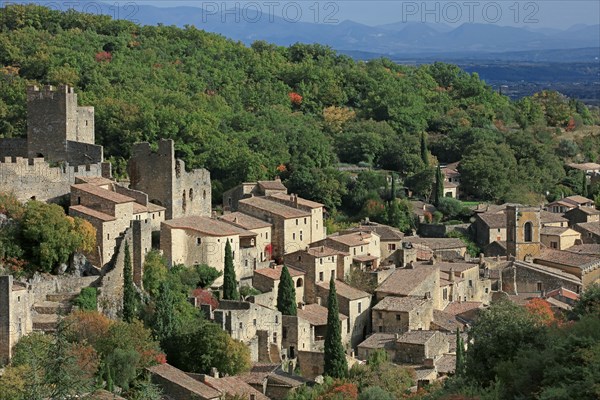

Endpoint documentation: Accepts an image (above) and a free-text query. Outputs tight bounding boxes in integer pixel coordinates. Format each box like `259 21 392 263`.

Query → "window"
360 246 363 252
319 272 324 281
296 219 299 225
358 302 362 313
107 233 110 240
320 258 323 265
300 231 303 241
378 326 383 332
239 322 243 329
77 196 81 205
497 228 501 232
443 288 448 300
189 188 194 201
304 218 307 224
331 270 335 279
232 251 235 259
353 248 356 255
537 282 543 292
275 315 279 323
485 287 489 293
468 280 473 288
293 233 296 240
550 241 558 249
196 238 201 246
253 319 257 326
283 327 287 339
378 312 383 319
273 332 278 343
266 232 269 240
396 314 401 321
296 278 303 288
245 260 248 268
297 255 301 261
524 222 533 242
388 243 396 251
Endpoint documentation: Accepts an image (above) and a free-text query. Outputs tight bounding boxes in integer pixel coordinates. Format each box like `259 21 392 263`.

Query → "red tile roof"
443 301 483 316
72 183 133 204
254 265 305 280
70 205 116 222
357 333 396 350
477 212 506 229
376 267 437 297
328 231 373 247
257 179 287 191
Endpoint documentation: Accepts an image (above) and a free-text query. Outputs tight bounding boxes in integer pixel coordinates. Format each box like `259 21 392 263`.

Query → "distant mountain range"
9 1 600 59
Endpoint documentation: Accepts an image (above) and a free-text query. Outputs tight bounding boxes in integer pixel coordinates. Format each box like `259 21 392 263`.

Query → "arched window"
524 222 533 242
182 190 187 212
189 188 194 201
203 189 207 200
296 278 303 288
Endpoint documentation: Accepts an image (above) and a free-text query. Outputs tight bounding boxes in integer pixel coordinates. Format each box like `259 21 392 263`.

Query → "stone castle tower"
128 139 211 220
26 85 96 163
506 205 542 261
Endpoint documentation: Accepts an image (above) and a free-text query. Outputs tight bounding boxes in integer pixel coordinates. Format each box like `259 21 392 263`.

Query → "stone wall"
0 276 33 365
66 141 103 165
0 138 27 159
297 351 325 380
0 157 104 202
128 140 211 220
418 223 470 238
501 261 581 295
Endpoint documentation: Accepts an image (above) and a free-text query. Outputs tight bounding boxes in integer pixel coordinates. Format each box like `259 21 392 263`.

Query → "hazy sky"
135 0 600 28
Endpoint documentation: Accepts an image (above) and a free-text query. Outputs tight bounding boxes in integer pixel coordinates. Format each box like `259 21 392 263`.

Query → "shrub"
73 287 97 311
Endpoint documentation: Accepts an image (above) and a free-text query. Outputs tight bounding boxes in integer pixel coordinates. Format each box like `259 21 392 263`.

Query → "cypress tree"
420 132 429 166
122 240 137 322
277 265 297 316
223 240 239 300
390 172 396 201
455 327 465 376
153 281 177 343
582 172 588 197
324 278 348 378
434 164 444 207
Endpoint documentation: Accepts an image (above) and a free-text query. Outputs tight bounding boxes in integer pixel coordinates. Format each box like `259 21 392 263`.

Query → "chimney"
316 296 322 306
449 267 455 282
210 367 219 378
275 176 281 181
290 194 294 202
294 194 298 208
479 253 484 266
429 256 436 265
407 261 415 269
233 216 238 223
300 302 305 310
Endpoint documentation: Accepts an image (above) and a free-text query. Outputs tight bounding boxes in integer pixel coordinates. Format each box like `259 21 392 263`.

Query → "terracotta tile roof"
545 287 579 301
575 221 600 236
397 330 438 345
357 333 396 350
423 261 478 273
163 216 255 237
540 210 569 224
373 296 429 312
190 288 219 309
328 231 373 247
237 363 279 385
436 354 456 374
540 227 580 236
147 364 220 399
306 246 347 257
347 223 405 241
257 179 287 191
70 205 116 222
147 202 166 212
72 183 133 204
220 212 272 230
269 192 323 208
536 248 600 270
443 181 458 188
75 176 114 186
443 302 483 316
410 201 436 217
201 375 269 400
513 261 582 283
297 303 347 326
376 267 437 296
317 280 370 301
432 310 463 332
254 265 305 280
269 367 312 387
353 254 378 262
565 244 600 256
564 195 594 205
406 237 466 251
477 212 506 229
132 202 148 214
239 196 310 219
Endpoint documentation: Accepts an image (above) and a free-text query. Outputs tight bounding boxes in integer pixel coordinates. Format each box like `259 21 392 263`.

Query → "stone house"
406 237 467 260
433 261 492 307
160 216 258 286
253 265 305 307
356 333 397 361
283 246 349 304
281 314 313 356
220 212 273 269
344 221 405 267
295 303 349 352
410 201 437 223
238 196 321 258
147 363 221 400
198 373 269 400
267 192 326 244
546 195 595 213
238 364 311 400
311 231 381 271
506 206 543 261
533 248 600 289
214 300 282 363
222 177 288 211
442 162 461 199
474 212 506 247
573 222 600 244
564 207 600 226
395 330 450 365
315 280 371 349
375 265 441 309
69 179 159 269
0 276 32 365
371 296 433 334
540 227 581 250
502 261 583 296
128 139 211 221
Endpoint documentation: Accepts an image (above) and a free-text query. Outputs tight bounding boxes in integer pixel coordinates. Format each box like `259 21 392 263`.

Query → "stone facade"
394 331 449 365
540 227 581 250
222 178 288 211
564 207 600 226
501 261 582 295
372 296 433 334
128 139 211 220
506 206 542 261
214 300 282 363
282 315 313 356
0 276 32 365
253 265 305 307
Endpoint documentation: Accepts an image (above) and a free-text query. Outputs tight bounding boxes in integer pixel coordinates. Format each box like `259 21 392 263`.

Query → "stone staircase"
32 292 77 333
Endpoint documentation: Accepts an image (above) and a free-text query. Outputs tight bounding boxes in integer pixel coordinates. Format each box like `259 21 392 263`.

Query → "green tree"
434 164 444 207
324 278 348 378
571 283 600 319
152 281 177 343
277 265 297 316
142 250 168 297
582 172 588 197
455 327 465 377
73 287 97 311
222 240 239 300
122 240 138 323
420 132 429 166
358 386 394 400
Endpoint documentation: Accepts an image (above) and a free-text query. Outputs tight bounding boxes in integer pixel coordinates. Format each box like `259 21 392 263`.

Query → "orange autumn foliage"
288 92 303 105
318 381 358 400
525 298 557 326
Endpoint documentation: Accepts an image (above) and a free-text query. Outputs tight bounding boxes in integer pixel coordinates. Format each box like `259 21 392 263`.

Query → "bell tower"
506 206 541 261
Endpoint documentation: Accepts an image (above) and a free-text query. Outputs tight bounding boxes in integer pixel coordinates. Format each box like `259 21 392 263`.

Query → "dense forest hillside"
0 5 599 215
